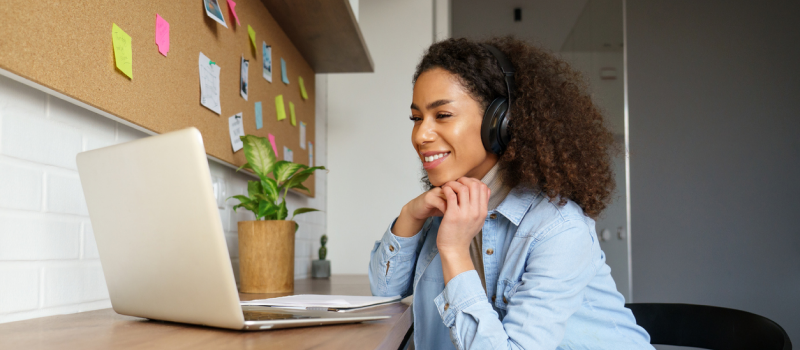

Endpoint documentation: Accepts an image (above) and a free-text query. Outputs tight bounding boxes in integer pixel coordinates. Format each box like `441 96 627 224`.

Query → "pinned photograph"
262 42 272 83
240 56 249 101
203 0 228 28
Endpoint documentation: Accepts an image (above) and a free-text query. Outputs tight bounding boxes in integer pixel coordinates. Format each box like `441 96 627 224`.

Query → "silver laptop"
76 127 388 330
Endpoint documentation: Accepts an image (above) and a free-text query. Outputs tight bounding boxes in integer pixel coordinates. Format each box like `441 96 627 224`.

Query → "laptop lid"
77 127 245 329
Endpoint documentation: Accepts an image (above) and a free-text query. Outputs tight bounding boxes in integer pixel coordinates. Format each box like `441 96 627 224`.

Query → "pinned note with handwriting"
283 146 293 162
228 113 245 152
112 23 133 79
199 52 221 114
155 14 169 56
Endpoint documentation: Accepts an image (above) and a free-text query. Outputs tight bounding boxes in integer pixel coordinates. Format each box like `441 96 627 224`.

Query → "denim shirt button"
486 248 494 255
489 213 497 220
444 303 450 311
503 296 508 304
389 245 395 252
491 295 496 302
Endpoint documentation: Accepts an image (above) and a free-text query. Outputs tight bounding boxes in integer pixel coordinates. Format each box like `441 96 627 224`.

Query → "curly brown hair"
413 36 616 218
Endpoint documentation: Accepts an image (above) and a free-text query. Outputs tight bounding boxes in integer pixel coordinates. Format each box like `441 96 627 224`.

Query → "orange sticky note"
155 14 169 56
111 23 133 79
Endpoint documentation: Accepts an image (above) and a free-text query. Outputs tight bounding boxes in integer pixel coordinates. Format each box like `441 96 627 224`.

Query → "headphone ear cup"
481 98 509 155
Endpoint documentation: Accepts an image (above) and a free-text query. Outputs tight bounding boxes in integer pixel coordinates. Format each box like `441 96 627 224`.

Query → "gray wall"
628 0 800 342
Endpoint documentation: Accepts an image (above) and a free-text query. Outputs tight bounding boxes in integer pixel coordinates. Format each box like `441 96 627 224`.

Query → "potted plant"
312 235 330 279
230 134 325 293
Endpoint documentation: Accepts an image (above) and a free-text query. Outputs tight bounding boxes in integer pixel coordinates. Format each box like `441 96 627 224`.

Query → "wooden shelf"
261 0 374 73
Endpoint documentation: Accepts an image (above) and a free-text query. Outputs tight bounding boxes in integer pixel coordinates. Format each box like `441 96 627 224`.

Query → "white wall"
0 72 328 323
326 0 438 274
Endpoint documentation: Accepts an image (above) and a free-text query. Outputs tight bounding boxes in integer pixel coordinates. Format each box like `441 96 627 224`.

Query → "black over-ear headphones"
480 44 515 155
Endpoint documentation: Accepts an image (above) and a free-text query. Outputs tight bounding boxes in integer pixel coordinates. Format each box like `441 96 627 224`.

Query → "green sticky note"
247 25 256 51
289 101 296 126
111 23 133 79
275 94 286 121
299 76 308 100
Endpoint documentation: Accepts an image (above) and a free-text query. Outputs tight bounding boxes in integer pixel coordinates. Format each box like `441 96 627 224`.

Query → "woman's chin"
428 173 460 187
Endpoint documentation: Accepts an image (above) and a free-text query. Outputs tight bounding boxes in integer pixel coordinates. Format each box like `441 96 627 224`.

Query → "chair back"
626 303 792 350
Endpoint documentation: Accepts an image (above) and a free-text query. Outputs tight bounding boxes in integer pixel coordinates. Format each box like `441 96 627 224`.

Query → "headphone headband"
480 44 516 106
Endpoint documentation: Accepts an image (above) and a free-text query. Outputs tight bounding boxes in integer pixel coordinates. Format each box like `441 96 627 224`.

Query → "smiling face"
411 68 498 187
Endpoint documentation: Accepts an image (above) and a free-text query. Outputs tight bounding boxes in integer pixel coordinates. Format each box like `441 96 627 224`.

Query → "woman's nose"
413 117 437 145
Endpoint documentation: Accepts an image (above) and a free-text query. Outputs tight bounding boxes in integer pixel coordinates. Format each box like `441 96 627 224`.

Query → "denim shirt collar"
493 186 541 226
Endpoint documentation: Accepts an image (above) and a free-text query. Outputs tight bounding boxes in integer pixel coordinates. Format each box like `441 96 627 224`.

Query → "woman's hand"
391 187 448 237
437 177 490 283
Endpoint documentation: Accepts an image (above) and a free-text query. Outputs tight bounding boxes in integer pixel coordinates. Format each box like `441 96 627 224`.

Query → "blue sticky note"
281 58 289 84
254 101 263 129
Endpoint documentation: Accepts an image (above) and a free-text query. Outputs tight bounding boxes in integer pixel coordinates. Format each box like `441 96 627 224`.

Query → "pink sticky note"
268 134 278 156
227 0 240 26
155 14 169 56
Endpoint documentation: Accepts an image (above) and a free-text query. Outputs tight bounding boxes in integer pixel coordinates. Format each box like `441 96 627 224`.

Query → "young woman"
368 37 654 349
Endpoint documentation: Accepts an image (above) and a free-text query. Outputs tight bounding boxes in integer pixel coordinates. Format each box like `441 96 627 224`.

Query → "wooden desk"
0 275 412 350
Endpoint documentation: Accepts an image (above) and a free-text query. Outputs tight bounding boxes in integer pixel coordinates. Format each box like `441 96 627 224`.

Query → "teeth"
423 152 449 163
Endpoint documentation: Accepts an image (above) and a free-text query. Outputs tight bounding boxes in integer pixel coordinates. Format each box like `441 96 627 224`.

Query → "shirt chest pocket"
493 279 524 311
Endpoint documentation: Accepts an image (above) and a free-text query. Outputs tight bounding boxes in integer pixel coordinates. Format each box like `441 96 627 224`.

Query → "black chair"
626 303 792 350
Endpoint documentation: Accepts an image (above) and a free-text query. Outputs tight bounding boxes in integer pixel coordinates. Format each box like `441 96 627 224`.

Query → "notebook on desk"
76 127 390 331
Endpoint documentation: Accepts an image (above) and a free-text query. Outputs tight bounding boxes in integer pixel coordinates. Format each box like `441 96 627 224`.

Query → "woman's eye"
409 116 422 122
436 113 452 119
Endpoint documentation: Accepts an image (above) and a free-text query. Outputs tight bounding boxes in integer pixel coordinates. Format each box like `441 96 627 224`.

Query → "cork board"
0 0 317 196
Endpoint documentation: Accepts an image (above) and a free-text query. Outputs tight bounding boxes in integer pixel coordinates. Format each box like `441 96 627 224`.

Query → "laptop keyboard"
243 310 319 321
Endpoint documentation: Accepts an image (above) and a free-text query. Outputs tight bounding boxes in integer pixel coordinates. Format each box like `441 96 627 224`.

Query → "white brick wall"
0 73 328 324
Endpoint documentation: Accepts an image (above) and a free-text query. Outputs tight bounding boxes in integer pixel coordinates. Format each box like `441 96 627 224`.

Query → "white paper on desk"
240 294 401 310
199 52 222 114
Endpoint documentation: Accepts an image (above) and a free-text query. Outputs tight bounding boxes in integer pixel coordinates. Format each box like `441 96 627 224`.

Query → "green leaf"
229 195 252 205
276 200 288 221
261 178 279 203
247 181 262 199
283 171 313 190
273 161 306 184
257 200 277 219
236 162 252 172
291 207 319 220
293 183 310 193
241 135 276 178
282 166 324 191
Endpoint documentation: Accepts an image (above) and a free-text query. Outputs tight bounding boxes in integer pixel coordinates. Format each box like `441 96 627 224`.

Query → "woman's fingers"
445 181 469 207
442 186 458 211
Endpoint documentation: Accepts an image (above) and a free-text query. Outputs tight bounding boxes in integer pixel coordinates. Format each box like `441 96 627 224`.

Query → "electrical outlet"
211 176 226 209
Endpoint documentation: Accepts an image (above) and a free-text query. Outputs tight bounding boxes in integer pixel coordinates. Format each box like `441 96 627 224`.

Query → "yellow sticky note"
299 76 308 100
111 23 133 79
289 101 296 126
275 94 286 121
247 25 256 51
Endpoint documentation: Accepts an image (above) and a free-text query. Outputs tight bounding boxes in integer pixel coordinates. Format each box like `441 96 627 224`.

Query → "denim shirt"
369 187 655 350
